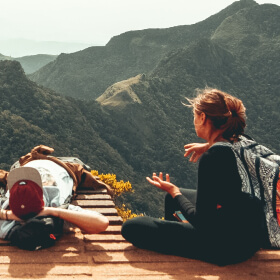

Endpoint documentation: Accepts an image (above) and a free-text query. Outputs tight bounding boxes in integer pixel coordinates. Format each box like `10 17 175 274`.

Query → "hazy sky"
1 0 279 56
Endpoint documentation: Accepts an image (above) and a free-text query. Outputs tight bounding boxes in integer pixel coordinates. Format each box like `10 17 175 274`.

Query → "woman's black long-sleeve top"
174 145 263 251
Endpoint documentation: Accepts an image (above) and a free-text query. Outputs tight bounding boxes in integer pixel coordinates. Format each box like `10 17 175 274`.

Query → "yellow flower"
91 170 140 221
116 204 143 222
91 170 133 197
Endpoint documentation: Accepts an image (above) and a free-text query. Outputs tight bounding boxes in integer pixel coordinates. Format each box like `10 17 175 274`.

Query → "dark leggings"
121 189 260 265
122 189 203 259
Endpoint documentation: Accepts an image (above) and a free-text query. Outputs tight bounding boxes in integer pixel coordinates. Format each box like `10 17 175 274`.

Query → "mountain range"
28 0 266 100
1 0 280 216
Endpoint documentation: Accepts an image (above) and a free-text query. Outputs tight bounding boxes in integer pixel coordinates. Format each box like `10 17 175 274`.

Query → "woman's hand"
184 142 210 162
146 172 182 198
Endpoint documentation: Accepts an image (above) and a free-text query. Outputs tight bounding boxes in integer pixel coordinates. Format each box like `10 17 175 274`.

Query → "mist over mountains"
1 0 280 215
0 39 92 58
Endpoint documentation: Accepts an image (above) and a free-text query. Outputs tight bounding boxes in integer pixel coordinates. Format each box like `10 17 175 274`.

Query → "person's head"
185 88 246 142
7 167 44 220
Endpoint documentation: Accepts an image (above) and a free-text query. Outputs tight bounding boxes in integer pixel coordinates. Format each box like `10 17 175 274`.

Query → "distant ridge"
0 53 57 74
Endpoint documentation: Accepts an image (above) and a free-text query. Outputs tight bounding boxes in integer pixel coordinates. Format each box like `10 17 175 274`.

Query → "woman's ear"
200 112 207 124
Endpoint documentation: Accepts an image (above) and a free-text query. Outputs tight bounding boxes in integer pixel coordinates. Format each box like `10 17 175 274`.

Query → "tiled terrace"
0 187 280 279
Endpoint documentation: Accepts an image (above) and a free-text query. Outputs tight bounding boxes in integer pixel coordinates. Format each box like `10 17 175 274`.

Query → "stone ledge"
1 188 280 279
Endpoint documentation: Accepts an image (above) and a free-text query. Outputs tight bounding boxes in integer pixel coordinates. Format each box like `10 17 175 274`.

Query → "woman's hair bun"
185 88 246 141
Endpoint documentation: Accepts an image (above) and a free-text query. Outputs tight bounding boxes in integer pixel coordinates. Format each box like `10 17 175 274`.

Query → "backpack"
6 215 64 251
214 135 280 248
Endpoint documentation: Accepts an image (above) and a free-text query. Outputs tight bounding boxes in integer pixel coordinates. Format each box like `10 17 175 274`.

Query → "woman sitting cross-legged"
121 88 264 266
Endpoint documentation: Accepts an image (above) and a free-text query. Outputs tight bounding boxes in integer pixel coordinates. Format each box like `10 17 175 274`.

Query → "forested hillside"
0 60 134 176
1 0 280 216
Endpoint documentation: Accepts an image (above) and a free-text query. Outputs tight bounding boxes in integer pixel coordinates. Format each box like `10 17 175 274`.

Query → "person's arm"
37 207 109 234
1 209 22 221
146 173 197 223
184 142 210 162
2 206 109 234
146 172 182 198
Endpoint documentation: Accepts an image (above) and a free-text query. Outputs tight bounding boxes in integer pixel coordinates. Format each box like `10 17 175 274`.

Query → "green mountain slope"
211 3 280 90
0 60 133 177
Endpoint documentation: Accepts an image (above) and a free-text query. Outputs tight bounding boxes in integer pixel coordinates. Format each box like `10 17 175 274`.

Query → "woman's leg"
164 188 197 221
121 215 201 259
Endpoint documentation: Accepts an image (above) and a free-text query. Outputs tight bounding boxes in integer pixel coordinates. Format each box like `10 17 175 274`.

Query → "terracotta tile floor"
1 187 280 279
